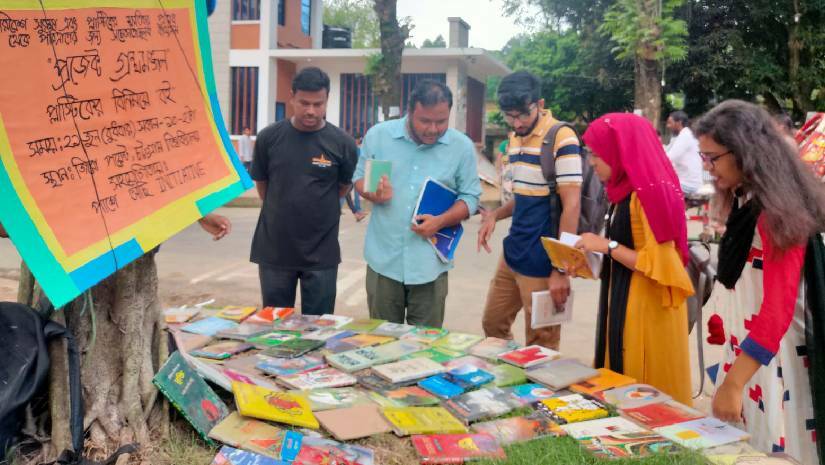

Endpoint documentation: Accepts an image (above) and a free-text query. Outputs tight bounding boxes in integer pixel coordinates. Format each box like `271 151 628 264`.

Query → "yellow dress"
605 194 694 405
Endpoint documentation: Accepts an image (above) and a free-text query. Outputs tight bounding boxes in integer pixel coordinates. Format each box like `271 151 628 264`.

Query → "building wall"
465 77 485 142
276 59 297 119
208 0 231 129
231 23 260 49
277 0 312 49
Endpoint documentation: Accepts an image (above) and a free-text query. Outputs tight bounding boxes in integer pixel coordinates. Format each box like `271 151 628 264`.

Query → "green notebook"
152 351 229 443
364 159 392 192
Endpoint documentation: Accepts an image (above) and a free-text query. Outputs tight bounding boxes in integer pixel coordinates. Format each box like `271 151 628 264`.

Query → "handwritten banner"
0 0 252 307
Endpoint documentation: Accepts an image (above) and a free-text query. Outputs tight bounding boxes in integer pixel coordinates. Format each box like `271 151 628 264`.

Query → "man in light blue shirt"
354 80 482 327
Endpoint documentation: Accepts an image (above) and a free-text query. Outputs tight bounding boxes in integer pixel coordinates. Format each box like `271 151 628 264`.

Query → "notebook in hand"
364 159 392 193
412 177 463 263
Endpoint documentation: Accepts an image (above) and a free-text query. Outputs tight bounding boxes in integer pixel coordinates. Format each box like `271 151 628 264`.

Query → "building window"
231 67 258 135
401 73 447 115
275 102 286 122
232 0 260 20
339 74 376 139
301 0 311 35
278 0 285 26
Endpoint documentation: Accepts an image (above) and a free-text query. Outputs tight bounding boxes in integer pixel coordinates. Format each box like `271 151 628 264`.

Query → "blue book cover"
180 316 238 336
506 383 556 405
418 374 465 399
412 177 464 263
211 446 289 465
448 365 496 390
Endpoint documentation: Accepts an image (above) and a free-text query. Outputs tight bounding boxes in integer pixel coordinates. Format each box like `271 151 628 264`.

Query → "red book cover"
412 433 506 464
622 400 704 429
499 345 558 367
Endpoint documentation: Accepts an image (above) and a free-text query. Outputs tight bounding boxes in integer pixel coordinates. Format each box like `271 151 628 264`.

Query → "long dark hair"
694 100 825 250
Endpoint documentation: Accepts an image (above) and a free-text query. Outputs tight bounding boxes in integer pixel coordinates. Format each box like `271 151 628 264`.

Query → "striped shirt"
503 110 583 277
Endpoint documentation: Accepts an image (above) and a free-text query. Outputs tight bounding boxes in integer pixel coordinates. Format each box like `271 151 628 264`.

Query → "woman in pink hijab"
575 113 695 405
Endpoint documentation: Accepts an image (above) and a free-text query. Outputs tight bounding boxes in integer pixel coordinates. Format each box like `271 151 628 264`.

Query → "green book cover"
364 159 392 192
342 319 386 333
152 351 229 443
261 338 324 358
490 363 527 387
403 347 464 364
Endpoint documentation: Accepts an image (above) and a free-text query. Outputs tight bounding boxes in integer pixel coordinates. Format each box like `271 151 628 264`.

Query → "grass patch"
145 424 218 465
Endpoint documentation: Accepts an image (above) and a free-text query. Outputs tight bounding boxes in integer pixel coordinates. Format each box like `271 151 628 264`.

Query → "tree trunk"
788 0 812 120
372 0 409 120
635 56 662 127
43 253 166 463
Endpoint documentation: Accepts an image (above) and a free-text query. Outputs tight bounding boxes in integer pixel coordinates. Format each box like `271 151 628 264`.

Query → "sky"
396 0 535 51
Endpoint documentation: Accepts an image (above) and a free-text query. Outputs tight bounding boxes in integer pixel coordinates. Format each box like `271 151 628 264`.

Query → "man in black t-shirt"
250 67 357 315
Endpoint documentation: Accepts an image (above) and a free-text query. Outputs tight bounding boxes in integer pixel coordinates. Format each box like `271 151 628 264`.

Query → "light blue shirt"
354 117 482 285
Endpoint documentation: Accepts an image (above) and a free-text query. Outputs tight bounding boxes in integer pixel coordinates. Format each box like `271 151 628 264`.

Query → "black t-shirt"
250 120 357 270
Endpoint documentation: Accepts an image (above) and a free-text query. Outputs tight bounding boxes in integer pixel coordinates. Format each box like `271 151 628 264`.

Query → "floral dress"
709 220 818 464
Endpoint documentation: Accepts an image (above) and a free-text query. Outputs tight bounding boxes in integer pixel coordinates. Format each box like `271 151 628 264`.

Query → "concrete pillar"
311 0 323 48
261 0 277 49
446 61 468 133
258 58 277 130
207 0 231 128
447 17 470 48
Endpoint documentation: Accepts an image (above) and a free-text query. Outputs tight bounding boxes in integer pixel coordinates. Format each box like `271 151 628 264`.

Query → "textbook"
442 355 496 372
540 232 603 279
341 318 386 333
247 331 300 348
327 340 426 372
468 337 521 361
271 314 320 332
215 306 258 322
446 365 495 390
525 358 599 390
472 414 564 445
255 354 326 377
152 351 229 443
602 384 672 410
336 333 394 349
310 314 353 330
654 417 750 449
412 433 506 464
208 446 288 465
371 321 415 338
382 406 468 436
411 178 464 263
277 367 357 390
180 317 238 336
418 375 465 400
232 381 319 429
504 383 556 406
443 387 516 424
260 338 324 358
531 290 574 329
190 341 253 360
164 306 200 324
246 307 294 325
498 345 561 368
364 159 392 193
537 394 610 424
315 404 392 441
490 363 527 387
301 328 347 342
301 436 376 465
373 358 446 384
382 385 441 407
432 332 484 352
401 326 449 345
208 412 286 459
570 368 636 396
562 417 677 459
357 371 414 393
293 387 373 411
622 400 705 429
403 346 464 364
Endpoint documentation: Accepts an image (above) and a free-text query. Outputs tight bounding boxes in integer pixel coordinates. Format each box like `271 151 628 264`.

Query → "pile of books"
156 304 789 465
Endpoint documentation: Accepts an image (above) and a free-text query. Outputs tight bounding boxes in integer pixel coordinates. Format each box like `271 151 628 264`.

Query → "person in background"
340 137 368 222
696 100 825 465
665 111 703 195
354 80 481 328
250 67 358 315
575 113 694 405
238 127 254 174
477 71 581 350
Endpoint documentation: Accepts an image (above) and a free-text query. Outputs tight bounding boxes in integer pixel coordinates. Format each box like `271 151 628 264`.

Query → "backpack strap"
539 121 580 193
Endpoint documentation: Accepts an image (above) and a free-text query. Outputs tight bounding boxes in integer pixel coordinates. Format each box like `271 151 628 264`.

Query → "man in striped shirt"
478 71 582 350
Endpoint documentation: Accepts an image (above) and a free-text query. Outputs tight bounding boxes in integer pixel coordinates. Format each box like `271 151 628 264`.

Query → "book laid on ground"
272 314 320 332
247 331 301 348
169 329 213 353
498 345 561 368
445 365 495 390
246 307 294 325
411 178 464 263
292 386 373 411
180 317 239 336
364 159 392 193
216 306 258 322
209 445 288 465
301 328 347 342
208 412 286 459
335 333 394 349
442 355 496 372
403 346 464 364
622 400 705 429
468 337 521 361
255 354 326 377
653 417 750 449
315 404 392 441
341 318 386 333
153 351 230 442
310 314 353 330
232 381 319 429
401 326 450 345
216 323 272 341
601 383 673 410
190 341 254 360
373 358 446 384
432 332 484 352
382 386 441 407
356 371 415 393
562 417 678 459
164 306 200 324
371 321 415 338
472 413 564 445
443 387 517 424
261 338 325 359
418 375 465 400
526 358 599 390
326 340 427 372
536 394 610 424
504 383 556 406
490 363 527 387
412 433 506 464
301 436 376 465
540 232 603 279
277 367 357 390
570 368 636 396
531 290 574 329
382 406 468 436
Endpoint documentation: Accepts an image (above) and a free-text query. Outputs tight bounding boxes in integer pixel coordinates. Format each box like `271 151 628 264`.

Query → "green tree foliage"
422 34 447 48
323 0 380 48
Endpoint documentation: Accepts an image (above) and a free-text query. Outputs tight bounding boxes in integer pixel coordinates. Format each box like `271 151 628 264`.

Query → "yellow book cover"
540 234 601 279
342 334 394 348
570 368 636 396
208 411 286 458
382 407 468 436
232 382 319 429
216 306 257 322
540 395 609 424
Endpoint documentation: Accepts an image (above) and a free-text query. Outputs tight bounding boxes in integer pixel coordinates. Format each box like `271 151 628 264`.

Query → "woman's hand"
575 232 610 254
712 380 744 423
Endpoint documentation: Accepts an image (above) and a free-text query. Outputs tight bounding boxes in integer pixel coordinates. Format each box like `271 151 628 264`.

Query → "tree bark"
635 56 662 127
372 0 409 120
788 0 811 120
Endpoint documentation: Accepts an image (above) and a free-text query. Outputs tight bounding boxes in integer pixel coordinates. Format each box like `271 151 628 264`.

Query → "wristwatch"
607 240 619 257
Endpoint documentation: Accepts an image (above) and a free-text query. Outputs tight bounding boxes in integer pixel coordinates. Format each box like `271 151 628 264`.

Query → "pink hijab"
583 113 689 263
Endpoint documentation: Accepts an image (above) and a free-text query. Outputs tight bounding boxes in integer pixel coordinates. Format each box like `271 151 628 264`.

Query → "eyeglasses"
502 103 537 123
699 151 732 168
